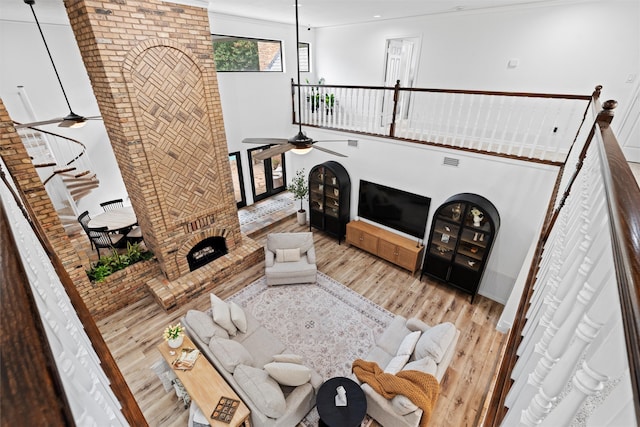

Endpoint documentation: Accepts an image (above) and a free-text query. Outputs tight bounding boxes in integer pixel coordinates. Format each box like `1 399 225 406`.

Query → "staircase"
16 125 99 232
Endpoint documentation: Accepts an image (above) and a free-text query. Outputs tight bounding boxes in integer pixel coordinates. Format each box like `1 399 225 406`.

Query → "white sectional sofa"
358 315 460 427
181 297 323 427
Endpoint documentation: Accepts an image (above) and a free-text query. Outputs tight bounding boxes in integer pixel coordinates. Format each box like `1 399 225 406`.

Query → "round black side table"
316 377 367 427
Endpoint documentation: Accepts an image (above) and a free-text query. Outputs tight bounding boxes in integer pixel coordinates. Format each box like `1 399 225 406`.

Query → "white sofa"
264 232 317 286
181 297 323 427
358 315 460 427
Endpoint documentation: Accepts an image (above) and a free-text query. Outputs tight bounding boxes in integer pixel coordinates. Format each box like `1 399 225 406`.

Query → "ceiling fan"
243 0 354 162
15 0 101 130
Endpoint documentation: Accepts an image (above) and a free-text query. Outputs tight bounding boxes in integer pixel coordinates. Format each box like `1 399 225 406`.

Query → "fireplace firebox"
187 236 228 272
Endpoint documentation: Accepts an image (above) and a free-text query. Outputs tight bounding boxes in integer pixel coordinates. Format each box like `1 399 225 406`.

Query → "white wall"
288 128 558 303
0 19 127 217
314 0 639 121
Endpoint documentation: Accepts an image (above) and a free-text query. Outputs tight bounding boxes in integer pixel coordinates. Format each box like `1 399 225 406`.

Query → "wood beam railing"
481 88 640 426
291 81 592 164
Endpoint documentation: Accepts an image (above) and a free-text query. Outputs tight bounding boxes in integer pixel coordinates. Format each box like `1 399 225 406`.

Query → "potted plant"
288 168 309 225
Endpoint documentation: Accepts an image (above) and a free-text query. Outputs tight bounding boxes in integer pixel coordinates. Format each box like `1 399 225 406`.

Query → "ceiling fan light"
59 112 87 128
291 147 313 155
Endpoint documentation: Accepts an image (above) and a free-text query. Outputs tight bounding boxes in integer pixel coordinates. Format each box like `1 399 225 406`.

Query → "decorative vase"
167 335 184 349
297 210 307 226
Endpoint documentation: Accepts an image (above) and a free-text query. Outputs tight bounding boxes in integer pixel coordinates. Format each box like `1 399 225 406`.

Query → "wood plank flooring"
95 218 506 427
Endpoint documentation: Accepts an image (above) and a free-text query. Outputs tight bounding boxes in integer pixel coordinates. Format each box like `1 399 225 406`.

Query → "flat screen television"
357 180 431 239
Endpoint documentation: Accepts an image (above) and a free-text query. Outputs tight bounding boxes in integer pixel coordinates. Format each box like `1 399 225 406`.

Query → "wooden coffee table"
157 335 251 427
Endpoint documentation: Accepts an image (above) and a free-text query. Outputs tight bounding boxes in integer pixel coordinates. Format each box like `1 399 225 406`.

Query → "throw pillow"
185 309 229 341
229 301 248 334
275 248 300 262
396 330 421 356
273 353 305 364
209 337 253 373
391 395 419 416
403 357 438 376
384 354 410 374
264 362 311 386
210 294 237 336
234 365 286 419
414 322 457 363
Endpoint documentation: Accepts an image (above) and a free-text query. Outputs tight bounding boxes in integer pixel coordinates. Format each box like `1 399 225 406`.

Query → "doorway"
382 37 421 126
247 146 286 202
228 152 246 208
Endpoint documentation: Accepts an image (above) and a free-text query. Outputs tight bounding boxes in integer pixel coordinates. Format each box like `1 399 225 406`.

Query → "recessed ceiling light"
373 14 381 18
454 5 464 11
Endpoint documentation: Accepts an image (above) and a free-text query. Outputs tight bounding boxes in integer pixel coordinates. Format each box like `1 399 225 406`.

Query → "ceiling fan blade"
313 139 357 144
14 118 65 129
243 137 290 145
313 145 347 157
253 144 295 161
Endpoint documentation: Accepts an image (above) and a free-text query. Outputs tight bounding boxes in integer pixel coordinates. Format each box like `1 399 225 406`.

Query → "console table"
346 220 424 274
157 335 251 427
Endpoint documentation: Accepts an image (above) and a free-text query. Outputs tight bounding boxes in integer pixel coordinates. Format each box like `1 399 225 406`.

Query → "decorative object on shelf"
422 193 500 303
164 323 185 348
335 385 347 406
309 161 351 242
288 168 309 226
470 207 484 227
452 204 462 221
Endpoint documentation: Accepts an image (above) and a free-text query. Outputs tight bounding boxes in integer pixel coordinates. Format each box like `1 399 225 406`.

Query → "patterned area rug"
237 192 294 226
228 272 394 426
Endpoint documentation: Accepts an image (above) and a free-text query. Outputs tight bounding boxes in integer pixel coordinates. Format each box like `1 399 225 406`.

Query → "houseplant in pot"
288 168 309 226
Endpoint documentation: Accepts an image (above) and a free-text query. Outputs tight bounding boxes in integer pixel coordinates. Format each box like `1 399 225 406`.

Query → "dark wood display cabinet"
421 193 500 303
309 161 351 242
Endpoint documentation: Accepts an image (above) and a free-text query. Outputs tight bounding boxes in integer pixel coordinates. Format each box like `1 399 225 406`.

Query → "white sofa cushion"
229 301 248 333
273 353 305 364
264 362 311 386
185 309 229 341
391 394 419 416
396 330 421 356
275 248 301 262
234 365 286 419
414 322 457 363
403 357 438 375
209 337 253 373
210 294 237 336
384 354 410 374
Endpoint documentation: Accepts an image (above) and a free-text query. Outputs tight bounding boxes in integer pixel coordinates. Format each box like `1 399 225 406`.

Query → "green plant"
287 169 309 212
86 242 153 282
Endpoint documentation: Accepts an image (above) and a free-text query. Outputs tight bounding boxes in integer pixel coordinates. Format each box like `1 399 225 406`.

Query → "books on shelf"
172 347 200 370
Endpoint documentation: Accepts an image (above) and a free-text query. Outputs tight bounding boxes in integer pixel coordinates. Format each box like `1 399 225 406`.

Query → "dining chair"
100 198 124 211
88 226 126 258
126 225 143 243
78 211 95 250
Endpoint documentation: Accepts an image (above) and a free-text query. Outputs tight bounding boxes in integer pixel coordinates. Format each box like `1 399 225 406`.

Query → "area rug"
228 271 394 426
237 192 294 226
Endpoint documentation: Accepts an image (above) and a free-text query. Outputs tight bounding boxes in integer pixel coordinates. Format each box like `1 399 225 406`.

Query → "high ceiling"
4 0 564 27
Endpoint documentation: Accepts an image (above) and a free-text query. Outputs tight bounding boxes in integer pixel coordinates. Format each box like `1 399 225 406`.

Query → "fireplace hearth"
187 236 228 272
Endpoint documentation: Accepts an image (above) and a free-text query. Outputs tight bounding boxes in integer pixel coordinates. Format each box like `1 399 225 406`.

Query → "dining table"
87 206 138 233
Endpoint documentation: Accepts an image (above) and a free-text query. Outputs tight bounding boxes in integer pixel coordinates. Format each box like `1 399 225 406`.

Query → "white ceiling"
4 0 563 28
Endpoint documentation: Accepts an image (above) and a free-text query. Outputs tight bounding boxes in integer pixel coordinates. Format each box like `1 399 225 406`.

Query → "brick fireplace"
64 0 262 309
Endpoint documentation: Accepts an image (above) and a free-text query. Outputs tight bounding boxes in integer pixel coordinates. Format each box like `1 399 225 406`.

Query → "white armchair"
265 232 317 286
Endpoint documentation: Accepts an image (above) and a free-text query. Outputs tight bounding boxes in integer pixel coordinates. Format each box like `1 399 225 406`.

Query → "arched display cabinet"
421 193 500 303
308 161 351 242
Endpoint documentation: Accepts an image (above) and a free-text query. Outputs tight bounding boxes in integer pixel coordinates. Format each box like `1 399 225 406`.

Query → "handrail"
481 89 640 426
292 81 593 165
0 132 147 424
1 200 76 426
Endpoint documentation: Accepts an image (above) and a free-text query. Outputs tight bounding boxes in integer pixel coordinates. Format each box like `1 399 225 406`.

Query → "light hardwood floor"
95 218 506 427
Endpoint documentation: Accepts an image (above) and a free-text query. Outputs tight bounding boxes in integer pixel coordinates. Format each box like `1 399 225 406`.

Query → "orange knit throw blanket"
352 359 440 427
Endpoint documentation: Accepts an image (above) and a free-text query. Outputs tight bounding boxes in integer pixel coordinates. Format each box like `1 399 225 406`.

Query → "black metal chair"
126 225 143 243
100 198 124 211
88 226 126 258
78 211 95 249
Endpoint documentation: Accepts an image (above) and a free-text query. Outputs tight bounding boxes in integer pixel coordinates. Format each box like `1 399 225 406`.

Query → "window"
298 42 310 72
212 35 282 72
247 146 286 202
